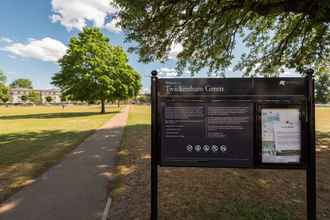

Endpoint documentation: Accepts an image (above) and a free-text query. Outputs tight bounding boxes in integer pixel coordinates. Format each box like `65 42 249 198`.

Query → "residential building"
40 89 61 104
9 88 62 104
10 88 32 104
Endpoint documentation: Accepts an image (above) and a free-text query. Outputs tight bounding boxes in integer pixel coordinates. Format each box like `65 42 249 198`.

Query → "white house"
40 89 61 104
9 88 62 104
10 88 32 104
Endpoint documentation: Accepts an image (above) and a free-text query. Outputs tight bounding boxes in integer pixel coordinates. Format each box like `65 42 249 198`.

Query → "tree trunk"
101 99 105 114
117 100 120 108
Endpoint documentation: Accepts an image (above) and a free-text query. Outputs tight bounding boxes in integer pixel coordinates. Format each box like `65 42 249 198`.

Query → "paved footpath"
0 106 129 220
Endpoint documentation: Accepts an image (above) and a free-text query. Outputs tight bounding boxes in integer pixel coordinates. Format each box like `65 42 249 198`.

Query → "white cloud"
157 68 193 77
3 37 67 62
168 43 183 59
280 68 301 77
158 68 178 77
105 17 122 33
50 0 120 32
0 37 13 44
141 87 150 95
27 38 36 42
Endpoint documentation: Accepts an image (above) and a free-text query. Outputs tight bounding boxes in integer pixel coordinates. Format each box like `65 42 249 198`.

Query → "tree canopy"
10 79 33 89
114 0 330 76
52 27 141 113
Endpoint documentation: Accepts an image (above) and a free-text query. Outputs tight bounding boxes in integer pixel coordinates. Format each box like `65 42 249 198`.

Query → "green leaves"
52 27 141 113
10 79 33 89
28 90 41 104
0 83 9 103
114 0 330 76
0 69 9 103
315 67 330 103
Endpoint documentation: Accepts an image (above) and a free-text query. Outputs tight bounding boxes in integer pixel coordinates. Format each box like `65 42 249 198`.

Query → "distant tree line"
1 67 330 105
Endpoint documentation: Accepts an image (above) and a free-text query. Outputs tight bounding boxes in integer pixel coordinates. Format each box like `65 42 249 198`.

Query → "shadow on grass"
1 120 319 219
110 123 150 184
0 111 119 120
0 130 95 165
0 123 124 219
197 200 293 220
109 123 151 219
316 130 330 152
0 129 98 204
316 130 330 142
110 123 300 220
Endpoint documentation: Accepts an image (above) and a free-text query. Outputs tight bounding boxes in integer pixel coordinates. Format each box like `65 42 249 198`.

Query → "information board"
150 71 316 220
161 101 254 167
154 77 309 168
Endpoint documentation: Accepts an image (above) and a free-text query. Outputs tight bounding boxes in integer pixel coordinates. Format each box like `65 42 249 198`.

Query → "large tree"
10 79 33 89
114 0 330 76
52 27 141 113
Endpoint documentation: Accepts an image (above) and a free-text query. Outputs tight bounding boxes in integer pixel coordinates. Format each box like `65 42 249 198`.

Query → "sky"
0 0 298 91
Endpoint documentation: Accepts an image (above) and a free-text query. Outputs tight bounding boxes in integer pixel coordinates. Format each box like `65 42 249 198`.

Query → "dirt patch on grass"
110 106 330 220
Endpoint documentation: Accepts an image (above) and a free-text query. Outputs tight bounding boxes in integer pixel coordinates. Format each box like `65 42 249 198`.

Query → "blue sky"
0 0 297 91
0 0 184 90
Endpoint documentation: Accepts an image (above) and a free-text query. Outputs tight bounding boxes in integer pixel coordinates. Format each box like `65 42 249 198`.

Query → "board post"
151 70 158 220
306 69 316 220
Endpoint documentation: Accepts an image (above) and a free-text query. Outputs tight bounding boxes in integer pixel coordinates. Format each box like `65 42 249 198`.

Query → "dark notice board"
160 101 254 167
155 78 309 168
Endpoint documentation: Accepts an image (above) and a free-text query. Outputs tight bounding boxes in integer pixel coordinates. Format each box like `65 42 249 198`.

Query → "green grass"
0 105 120 202
200 200 293 220
109 105 150 219
110 106 330 220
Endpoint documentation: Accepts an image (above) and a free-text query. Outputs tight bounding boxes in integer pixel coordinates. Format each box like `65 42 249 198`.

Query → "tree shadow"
0 128 100 204
0 111 120 120
110 123 330 220
0 130 96 165
1 123 329 219
316 130 330 152
0 123 134 219
108 123 151 219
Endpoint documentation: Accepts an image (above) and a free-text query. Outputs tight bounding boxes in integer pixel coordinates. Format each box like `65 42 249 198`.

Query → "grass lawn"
110 105 330 220
0 105 120 202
